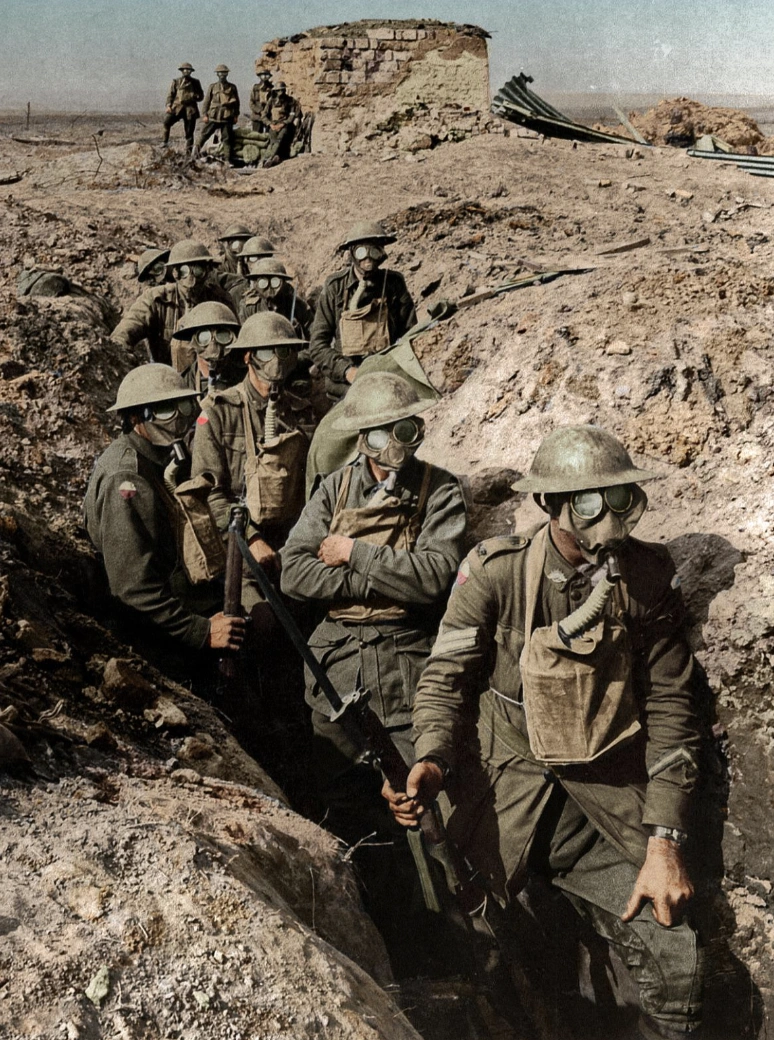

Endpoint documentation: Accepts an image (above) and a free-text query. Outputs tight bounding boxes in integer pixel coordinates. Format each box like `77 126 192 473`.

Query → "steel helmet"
178 62 194 72
240 235 276 258
108 364 201 413
511 426 661 494
248 258 291 280
171 302 240 340
218 223 252 242
332 373 434 432
215 64 230 74
136 247 170 281
339 220 396 251
165 240 218 268
228 312 306 352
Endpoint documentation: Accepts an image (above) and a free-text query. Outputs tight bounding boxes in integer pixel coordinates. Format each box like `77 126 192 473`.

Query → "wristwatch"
650 825 688 847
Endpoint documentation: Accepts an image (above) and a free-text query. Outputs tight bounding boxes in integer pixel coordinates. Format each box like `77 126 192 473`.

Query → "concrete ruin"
255 19 493 153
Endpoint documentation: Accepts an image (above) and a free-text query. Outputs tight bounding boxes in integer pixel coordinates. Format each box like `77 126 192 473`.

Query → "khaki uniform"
112 281 236 371
163 76 204 151
83 432 211 650
249 82 272 131
198 79 240 159
261 92 302 164
413 523 705 1035
308 267 417 400
237 282 313 338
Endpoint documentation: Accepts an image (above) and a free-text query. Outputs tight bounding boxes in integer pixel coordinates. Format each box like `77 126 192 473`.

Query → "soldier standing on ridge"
250 69 274 132
162 63 204 154
194 65 240 164
308 221 417 402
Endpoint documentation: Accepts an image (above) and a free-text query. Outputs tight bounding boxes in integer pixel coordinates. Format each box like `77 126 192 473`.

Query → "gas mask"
358 417 425 472
141 397 197 447
255 274 284 300
545 484 647 564
144 260 167 286
192 326 235 364
173 263 207 297
350 243 386 280
249 345 297 385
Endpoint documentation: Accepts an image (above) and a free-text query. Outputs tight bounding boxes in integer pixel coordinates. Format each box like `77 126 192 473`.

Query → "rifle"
234 528 556 1040
218 504 247 681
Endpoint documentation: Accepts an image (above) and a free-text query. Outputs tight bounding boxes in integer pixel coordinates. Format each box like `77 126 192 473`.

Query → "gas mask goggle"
144 259 167 285
140 397 197 447
255 275 284 299
243 254 269 276
358 417 425 472
192 326 235 362
351 243 386 277
541 483 647 564
173 262 208 293
228 238 246 254
248 345 297 384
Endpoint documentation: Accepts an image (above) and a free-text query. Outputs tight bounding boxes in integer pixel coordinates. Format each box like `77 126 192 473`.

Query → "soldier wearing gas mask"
237 257 313 339
169 300 242 395
136 247 170 288
308 221 417 402
226 234 277 312
280 373 466 887
385 425 706 1040
112 240 236 370
83 364 245 668
191 312 315 625
217 223 253 277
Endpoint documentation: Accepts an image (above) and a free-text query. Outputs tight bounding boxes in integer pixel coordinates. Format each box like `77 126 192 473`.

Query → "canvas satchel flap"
338 297 390 357
519 526 641 765
240 387 308 526
172 473 226 584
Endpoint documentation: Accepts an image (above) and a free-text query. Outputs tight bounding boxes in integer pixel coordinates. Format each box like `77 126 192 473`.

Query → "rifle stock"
219 505 247 680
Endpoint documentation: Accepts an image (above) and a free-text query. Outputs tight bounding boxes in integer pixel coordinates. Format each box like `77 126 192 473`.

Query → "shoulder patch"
118 481 138 499
196 413 209 425
478 534 530 564
454 559 471 587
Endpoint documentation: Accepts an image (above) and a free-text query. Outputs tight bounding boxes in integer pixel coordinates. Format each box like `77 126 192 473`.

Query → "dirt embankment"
0 113 773 1037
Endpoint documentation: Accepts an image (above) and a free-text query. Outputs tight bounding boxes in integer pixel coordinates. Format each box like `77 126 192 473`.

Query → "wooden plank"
612 106 648 145
595 236 651 256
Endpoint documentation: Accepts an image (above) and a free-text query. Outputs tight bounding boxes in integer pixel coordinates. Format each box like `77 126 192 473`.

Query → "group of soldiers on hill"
162 61 303 167
80 211 712 1040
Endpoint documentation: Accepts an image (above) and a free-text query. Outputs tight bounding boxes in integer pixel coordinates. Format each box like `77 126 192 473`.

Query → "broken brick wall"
256 20 492 153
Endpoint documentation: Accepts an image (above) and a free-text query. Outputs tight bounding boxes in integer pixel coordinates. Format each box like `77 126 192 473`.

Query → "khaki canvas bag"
240 387 308 526
156 472 225 585
519 526 641 765
327 463 432 623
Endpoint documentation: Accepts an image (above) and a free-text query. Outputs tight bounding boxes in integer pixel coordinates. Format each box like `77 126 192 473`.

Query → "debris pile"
623 97 774 152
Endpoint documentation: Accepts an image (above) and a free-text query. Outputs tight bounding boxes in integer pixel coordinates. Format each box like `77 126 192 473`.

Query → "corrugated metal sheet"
491 73 643 146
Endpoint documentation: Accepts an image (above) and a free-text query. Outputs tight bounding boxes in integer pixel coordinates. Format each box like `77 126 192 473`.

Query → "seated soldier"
112 240 235 370
261 81 302 168
83 364 244 679
308 221 416 402
169 301 243 395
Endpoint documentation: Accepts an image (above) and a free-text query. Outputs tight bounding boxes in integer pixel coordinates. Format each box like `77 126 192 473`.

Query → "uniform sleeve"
166 80 177 108
95 470 210 649
194 79 204 103
280 475 359 602
638 574 704 833
190 407 234 535
307 278 352 384
347 474 466 605
390 272 417 341
413 550 498 767
249 85 261 120
232 85 240 119
111 291 156 353
202 84 213 117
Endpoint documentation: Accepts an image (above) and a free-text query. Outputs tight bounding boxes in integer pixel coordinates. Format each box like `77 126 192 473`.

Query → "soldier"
84 364 245 673
250 69 273 132
280 373 466 858
169 301 242 394
308 221 417 402
162 62 204 154
261 81 302 168
227 234 277 313
237 258 313 338
217 224 253 277
385 425 706 1040
191 312 314 627
136 247 170 287
194 64 240 164
112 240 235 371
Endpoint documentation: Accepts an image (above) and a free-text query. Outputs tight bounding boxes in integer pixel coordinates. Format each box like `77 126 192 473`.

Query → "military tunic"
237 281 313 338
83 432 210 649
261 92 302 164
163 75 204 151
249 82 273 131
307 267 417 401
197 79 240 160
112 281 236 370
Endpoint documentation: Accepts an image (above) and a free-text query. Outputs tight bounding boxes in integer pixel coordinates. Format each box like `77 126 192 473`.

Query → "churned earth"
0 107 772 1038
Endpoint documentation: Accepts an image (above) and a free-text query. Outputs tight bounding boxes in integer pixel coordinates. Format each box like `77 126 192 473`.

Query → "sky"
2 0 774 112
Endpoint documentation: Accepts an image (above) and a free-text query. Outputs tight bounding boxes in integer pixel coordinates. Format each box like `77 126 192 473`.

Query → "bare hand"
622 837 694 926
345 366 358 385
202 115 209 123
208 612 246 651
382 760 444 828
165 106 172 113
317 535 354 567
249 536 279 570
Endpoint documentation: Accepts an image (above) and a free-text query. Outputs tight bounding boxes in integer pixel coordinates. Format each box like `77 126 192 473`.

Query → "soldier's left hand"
317 535 354 567
622 837 694 927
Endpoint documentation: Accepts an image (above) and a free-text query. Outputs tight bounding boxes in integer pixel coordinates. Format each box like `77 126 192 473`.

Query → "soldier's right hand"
382 760 444 828
345 366 359 385
166 106 172 113
249 536 279 570
207 612 246 650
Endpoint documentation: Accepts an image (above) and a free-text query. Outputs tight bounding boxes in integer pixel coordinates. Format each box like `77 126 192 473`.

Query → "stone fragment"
606 340 632 355
85 966 110 1007
84 721 117 749
144 696 188 730
100 658 156 712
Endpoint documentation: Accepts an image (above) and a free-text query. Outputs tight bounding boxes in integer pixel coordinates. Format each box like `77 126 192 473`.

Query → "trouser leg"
183 111 197 153
162 110 179 144
194 120 218 154
546 796 704 1036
